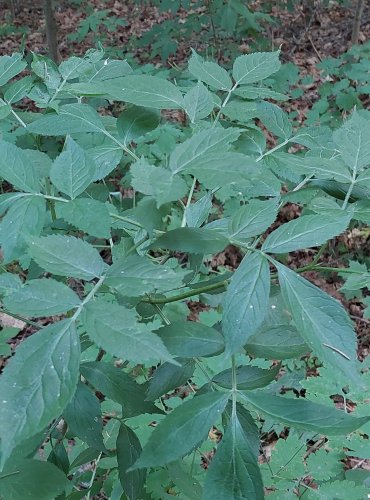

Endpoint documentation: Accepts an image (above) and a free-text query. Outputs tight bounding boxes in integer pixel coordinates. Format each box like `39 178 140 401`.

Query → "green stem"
141 280 228 304
71 275 106 321
0 97 27 128
341 168 357 210
109 212 144 229
213 82 238 127
256 139 290 162
0 308 42 329
231 354 237 418
181 176 197 227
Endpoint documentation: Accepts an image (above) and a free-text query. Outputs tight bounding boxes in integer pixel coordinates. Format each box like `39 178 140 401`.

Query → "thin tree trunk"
43 0 59 63
351 0 365 45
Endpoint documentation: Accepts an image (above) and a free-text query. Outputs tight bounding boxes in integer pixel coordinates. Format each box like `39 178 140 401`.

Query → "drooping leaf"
257 101 292 140
155 321 224 358
131 392 229 469
241 391 369 435
0 196 46 264
55 198 112 238
82 300 176 364
213 364 280 390
117 106 160 144
183 82 214 122
333 110 370 172
106 254 186 297
232 50 281 85
117 424 145 500
80 362 162 417
0 141 40 193
27 234 106 280
228 198 279 242
149 227 228 254
0 459 68 500
188 50 233 91
50 137 97 199
245 326 309 360
64 382 105 451
0 320 80 467
3 278 80 316
276 262 360 381
146 358 195 400
262 213 351 254
222 252 270 355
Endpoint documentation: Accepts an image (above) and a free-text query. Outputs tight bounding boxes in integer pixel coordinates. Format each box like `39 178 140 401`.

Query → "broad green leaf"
149 227 229 254
117 106 160 144
262 213 351 253
56 198 112 238
117 424 145 500
185 191 213 227
0 53 27 86
232 50 281 85
204 412 264 500
130 158 187 207
245 326 309 360
222 252 270 355
229 198 279 242
64 382 105 451
221 100 257 123
28 235 106 280
70 448 100 470
58 55 92 80
89 144 122 180
106 254 186 297
4 76 33 104
80 362 162 417
276 263 359 381
82 300 175 364
257 101 292 140
0 273 22 296
28 103 107 135
31 53 61 90
0 141 40 193
169 127 241 174
3 278 80 316
188 50 233 91
291 125 333 149
0 102 11 119
131 392 229 469
167 461 203 499
234 85 288 101
223 402 260 458
333 111 370 172
0 320 79 467
50 137 97 199
155 321 224 358
183 82 214 122
241 391 369 435
0 196 46 263
146 358 195 400
213 364 280 390
0 459 68 500
105 75 184 109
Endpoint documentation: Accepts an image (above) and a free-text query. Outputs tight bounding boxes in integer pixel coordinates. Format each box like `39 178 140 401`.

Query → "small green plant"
0 47 369 499
68 8 127 44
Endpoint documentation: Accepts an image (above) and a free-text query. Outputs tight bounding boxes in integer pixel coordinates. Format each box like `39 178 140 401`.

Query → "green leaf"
0 196 46 264
229 198 279 242
55 198 112 238
64 382 105 451
0 141 40 193
3 278 80 316
333 111 370 172
82 300 175 364
117 424 145 500
169 127 241 175
146 358 195 400
0 459 68 500
185 191 213 227
213 364 280 390
221 100 257 123
131 392 229 469
105 75 184 109
50 137 97 199
0 53 27 86
28 235 106 280
245 326 308 360
183 82 214 122
232 50 281 85
0 320 79 467
117 106 160 144
80 362 162 417
188 50 233 91
149 227 228 254
257 101 292 140
28 103 107 135
262 213 351 254
106 254 186 297
222 252 270 355
204 411 264 500
241 391 369 435
155 321 224 358
0 273 22 296
4 76 33 104
130 158 187 207
90 144 122 180
276 263 359 381
234 85 288 101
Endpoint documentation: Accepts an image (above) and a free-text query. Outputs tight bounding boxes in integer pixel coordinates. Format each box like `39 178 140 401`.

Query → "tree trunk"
43 0 59 63
351 0 365 45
